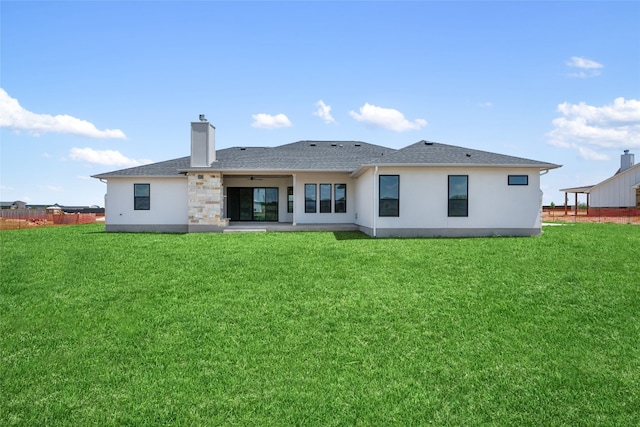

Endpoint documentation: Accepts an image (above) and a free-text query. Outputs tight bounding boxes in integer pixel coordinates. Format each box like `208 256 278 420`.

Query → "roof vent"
331 143 337 147
424 140 433 145
355 143 361 147
466 153 471 157
310 143 316 147
240 147 246 151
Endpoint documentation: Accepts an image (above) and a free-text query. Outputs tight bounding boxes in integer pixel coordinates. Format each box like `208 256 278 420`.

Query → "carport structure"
559 185 595 216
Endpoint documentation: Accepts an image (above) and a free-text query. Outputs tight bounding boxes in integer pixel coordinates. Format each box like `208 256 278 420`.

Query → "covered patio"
559 185 595 216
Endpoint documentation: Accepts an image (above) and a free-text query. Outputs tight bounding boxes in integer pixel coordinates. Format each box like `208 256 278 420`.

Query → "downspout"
373 166 378 237
292 173 297 226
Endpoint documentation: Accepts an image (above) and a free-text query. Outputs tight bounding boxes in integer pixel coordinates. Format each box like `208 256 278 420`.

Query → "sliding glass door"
227 187 278 221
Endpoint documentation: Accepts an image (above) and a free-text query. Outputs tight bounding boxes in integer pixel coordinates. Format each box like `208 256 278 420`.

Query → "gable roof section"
373 140 559 167
92 139 560 179
586 162 640 193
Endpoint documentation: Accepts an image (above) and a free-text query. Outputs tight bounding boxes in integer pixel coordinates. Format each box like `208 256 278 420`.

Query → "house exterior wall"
104 177 188 232
361 166 543 237
354 169 374 233
293 172 356 224
100 167 546 236
589 165 640 207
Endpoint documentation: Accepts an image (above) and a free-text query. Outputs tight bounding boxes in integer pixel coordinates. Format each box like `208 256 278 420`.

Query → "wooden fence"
543 207 640 224
0 209 97 230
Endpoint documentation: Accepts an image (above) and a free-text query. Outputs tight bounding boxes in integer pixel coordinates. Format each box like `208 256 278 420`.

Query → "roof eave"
91 174 186 179
559 185 595 193
178 167 356 174
351 162 561 177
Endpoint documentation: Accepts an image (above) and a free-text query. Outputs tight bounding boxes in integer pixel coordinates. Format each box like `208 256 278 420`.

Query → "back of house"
93 117 561 237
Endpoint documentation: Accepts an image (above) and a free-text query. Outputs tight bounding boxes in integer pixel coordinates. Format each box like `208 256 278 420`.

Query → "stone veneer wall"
187 173 229 231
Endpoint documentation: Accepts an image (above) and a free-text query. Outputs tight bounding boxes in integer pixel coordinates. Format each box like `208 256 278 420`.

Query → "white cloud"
478 101 493 108
565 56 604 78
69 147 152 167
349 103 427 131
313 100 335 124
577 146 610 161
0 88 126 139
566 56 603 69
547 97 640 159
251 113 292 129
0 184 14 191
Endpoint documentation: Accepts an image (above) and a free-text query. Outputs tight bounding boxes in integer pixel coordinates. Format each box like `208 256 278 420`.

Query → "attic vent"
424 141 433 145
331 143 337 147
466 153 471 157
310 143 316 147
240 147 246 151
355 143 361 147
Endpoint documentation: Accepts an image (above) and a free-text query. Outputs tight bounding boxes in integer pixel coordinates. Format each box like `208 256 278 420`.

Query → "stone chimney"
621 150 634 173
190 115 216 167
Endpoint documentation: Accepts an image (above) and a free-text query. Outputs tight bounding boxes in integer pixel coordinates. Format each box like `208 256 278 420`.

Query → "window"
508 175 529 185
448 175 468 217
303 183 346 214
320 184 332 213
335 184 346 213
379 175 399 217
134 184 150 210
305 184 317 213
287 187 294 213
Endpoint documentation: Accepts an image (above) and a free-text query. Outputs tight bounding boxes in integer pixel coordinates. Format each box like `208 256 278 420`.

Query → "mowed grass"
1 224 639 426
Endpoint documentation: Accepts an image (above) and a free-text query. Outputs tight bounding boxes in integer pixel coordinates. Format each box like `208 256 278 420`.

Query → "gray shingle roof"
206 141 395 171
92 139 560 179
93 156 191 178
371 140 559 167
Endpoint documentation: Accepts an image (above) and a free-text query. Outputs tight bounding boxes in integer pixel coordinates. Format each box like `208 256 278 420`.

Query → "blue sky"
1 1 639 207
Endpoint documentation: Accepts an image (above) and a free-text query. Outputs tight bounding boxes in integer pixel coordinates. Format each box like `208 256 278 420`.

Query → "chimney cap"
624 149 630 154
199 114 207 122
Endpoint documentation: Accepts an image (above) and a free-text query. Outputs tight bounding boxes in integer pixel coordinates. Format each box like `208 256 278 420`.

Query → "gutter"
179 168 356 174
91 174 186 179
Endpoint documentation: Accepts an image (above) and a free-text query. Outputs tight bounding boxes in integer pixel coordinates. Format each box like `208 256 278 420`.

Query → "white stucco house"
92 117 561 237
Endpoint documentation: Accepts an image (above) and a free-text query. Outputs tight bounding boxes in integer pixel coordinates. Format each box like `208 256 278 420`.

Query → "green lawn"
1 224 639 426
